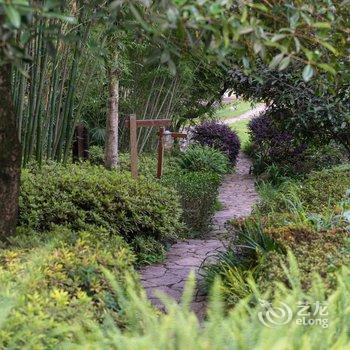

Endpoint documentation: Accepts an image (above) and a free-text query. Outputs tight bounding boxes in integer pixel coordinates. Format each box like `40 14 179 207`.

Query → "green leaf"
302 64 314 82
294 37 301 53
278 56 291 71
238 26 253 35
319 40 338 55
41 13 77 24
271 34 287 43
168 59 177 76
4 5 21 28
253 42 262 54
248 3 269 12
269 53 284 69
317 63 336 75
312 22 331 29
129 4 151 32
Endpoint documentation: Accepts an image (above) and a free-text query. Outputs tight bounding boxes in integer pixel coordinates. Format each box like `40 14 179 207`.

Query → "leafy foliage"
178 145 230 175
163 171 221 235
19 162 183 243
192 122 240 165
0 226 138 349
1 251 350 349
258 165 350 216
248 111 307 176
258 226 350 292
248 110 348 179
229 66 350 156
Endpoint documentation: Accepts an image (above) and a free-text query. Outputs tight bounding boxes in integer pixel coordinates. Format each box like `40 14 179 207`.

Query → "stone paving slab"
139 152 259 319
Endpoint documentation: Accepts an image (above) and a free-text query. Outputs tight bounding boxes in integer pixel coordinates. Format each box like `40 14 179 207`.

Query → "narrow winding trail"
139 152 259 318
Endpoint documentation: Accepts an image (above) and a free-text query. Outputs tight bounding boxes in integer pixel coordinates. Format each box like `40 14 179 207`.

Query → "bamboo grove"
11 5 95 166
9 2 228 166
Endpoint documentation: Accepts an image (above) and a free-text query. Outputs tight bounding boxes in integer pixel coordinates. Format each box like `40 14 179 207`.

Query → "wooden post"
129 114 138 178
157 127 165 179
73 123 89 162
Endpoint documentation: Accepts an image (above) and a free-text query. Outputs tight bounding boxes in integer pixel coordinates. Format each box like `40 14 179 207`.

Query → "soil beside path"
139 152 259 319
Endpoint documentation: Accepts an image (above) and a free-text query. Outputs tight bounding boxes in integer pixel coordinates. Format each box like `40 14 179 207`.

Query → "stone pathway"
223 104 266 125
139 152 259 319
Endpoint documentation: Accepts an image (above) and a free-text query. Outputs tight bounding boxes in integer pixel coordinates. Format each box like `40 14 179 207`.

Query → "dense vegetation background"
0 1 349 348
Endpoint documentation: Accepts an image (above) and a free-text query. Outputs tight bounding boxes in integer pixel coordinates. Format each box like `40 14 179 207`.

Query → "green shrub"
257 165 350 218
258 225 350 292
19 162 183 244
89 145 105 165
178 145 230 175
0 226 139 348
89 147 181 178
131 235 167 266
296 165 350 212
163 171 221 234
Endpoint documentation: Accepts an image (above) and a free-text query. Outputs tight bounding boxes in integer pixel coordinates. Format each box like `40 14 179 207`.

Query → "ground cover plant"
0 226 140 349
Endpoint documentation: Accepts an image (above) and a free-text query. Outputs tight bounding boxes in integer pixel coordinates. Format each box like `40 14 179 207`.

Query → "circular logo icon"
258 299 293 328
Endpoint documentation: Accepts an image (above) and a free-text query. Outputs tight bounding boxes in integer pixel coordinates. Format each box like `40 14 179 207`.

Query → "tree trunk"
0 64 22 238
104 69 119 169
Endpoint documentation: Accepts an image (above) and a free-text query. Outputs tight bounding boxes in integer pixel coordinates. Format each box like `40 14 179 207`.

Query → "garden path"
223 104 266 125
139 152 259 319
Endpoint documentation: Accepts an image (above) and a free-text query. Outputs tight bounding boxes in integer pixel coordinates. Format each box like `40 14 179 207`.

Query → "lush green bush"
131 235 167 266
296 165 350 213
89 145 105 165
178 145 230 175
0 226 139 348
258 165 350 216
19 162 183 244
163 171 221 234
258 225 350 292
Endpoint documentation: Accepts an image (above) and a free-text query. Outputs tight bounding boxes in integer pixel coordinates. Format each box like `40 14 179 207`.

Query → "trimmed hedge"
19 162 183 243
